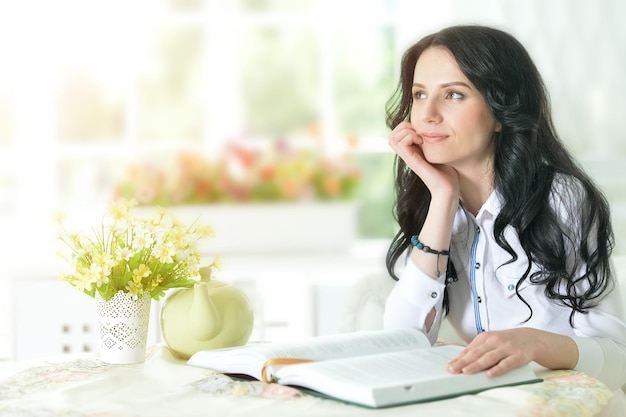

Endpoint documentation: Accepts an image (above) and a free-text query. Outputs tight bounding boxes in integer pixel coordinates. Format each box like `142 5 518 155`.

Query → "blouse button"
507 284 515 291
430 292 438 299
477 296 482 303
475 262 481 269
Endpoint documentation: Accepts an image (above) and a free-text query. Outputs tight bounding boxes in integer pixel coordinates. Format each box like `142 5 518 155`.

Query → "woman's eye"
412 91 426 100
447 91 464 100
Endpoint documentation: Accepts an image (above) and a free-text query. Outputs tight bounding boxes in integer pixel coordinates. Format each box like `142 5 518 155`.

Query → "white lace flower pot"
96 290 152 364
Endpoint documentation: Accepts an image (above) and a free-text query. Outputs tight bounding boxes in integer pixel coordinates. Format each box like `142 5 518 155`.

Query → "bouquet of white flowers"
57 199 218 301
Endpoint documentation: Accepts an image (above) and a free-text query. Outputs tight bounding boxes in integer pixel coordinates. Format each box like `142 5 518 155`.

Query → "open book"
187 328 541 408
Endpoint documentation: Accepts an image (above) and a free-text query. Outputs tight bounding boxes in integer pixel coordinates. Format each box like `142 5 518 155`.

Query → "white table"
0 344 618 417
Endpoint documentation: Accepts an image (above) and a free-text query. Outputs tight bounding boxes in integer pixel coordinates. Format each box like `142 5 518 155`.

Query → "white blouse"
383 179 626 391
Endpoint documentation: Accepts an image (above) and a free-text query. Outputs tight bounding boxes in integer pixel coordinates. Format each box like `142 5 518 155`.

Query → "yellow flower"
110 198 137 221
133 264 152 280
126 280 145 299
115 247 134 262
211 255 223 270
150 274 164 290
86 264 107 288
155 242 176 264
93 252 116 270
133 232 154 250
195 224 215 238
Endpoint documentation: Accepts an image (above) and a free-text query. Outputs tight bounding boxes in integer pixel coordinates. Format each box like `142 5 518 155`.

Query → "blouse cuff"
398 259 447 296
386 260 447 343
572 336 626 390
572 336 604 379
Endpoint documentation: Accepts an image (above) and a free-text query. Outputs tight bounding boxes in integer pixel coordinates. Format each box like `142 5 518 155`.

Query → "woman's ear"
495 122 502 132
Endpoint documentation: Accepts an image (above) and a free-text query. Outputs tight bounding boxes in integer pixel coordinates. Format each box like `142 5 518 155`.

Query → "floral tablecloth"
0 345 619 417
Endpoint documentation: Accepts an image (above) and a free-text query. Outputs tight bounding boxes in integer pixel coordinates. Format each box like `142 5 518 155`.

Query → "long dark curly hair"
385 25 614 323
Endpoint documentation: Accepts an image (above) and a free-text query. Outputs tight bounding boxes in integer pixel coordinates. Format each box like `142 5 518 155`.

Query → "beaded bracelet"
410 235 450 278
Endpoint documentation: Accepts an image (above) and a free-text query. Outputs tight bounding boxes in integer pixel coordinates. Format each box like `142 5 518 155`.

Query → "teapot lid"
199 266 213 283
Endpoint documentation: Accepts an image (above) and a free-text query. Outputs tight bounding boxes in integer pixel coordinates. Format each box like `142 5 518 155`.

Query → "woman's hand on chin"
389 121 459 200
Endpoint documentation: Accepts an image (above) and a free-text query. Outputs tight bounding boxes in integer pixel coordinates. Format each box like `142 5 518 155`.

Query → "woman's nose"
421 98 442 123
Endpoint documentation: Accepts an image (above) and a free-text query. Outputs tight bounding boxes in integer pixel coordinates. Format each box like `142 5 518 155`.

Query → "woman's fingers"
389 122 421 149
388 123 425 167
448 346 514 375
447 330 534 377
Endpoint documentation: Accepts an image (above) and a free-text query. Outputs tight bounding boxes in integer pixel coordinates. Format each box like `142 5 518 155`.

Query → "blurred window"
1 0 624 252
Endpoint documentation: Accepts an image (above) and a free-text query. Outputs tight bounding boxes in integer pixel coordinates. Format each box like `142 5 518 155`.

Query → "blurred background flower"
113 139 361 205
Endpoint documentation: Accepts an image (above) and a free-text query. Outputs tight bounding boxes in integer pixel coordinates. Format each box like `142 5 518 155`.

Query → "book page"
187 328 430 380
257 328 430 361
280 345 461 385
275 346 540 408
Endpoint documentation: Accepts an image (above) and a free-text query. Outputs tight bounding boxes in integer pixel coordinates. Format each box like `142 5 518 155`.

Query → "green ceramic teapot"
160 266 254 359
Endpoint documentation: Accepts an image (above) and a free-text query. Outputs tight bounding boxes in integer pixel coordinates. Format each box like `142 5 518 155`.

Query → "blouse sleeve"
572 281 626 390
383 259 447 345
551 176 626 390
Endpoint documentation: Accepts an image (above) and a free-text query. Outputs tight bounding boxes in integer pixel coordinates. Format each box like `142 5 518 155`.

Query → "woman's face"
410 46 501 171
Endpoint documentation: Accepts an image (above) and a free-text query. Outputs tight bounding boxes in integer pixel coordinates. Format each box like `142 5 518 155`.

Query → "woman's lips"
420 133 449 143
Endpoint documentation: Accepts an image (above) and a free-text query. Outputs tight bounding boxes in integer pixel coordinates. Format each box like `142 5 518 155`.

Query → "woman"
383 24 626 394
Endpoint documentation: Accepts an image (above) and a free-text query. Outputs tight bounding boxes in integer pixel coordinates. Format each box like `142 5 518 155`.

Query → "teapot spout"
188 282 222 340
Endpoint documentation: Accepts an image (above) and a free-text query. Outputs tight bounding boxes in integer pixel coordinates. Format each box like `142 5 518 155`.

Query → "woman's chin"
423 153 448 165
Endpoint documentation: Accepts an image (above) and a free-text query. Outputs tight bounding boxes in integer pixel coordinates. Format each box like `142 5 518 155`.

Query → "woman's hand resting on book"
446 328 578 378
